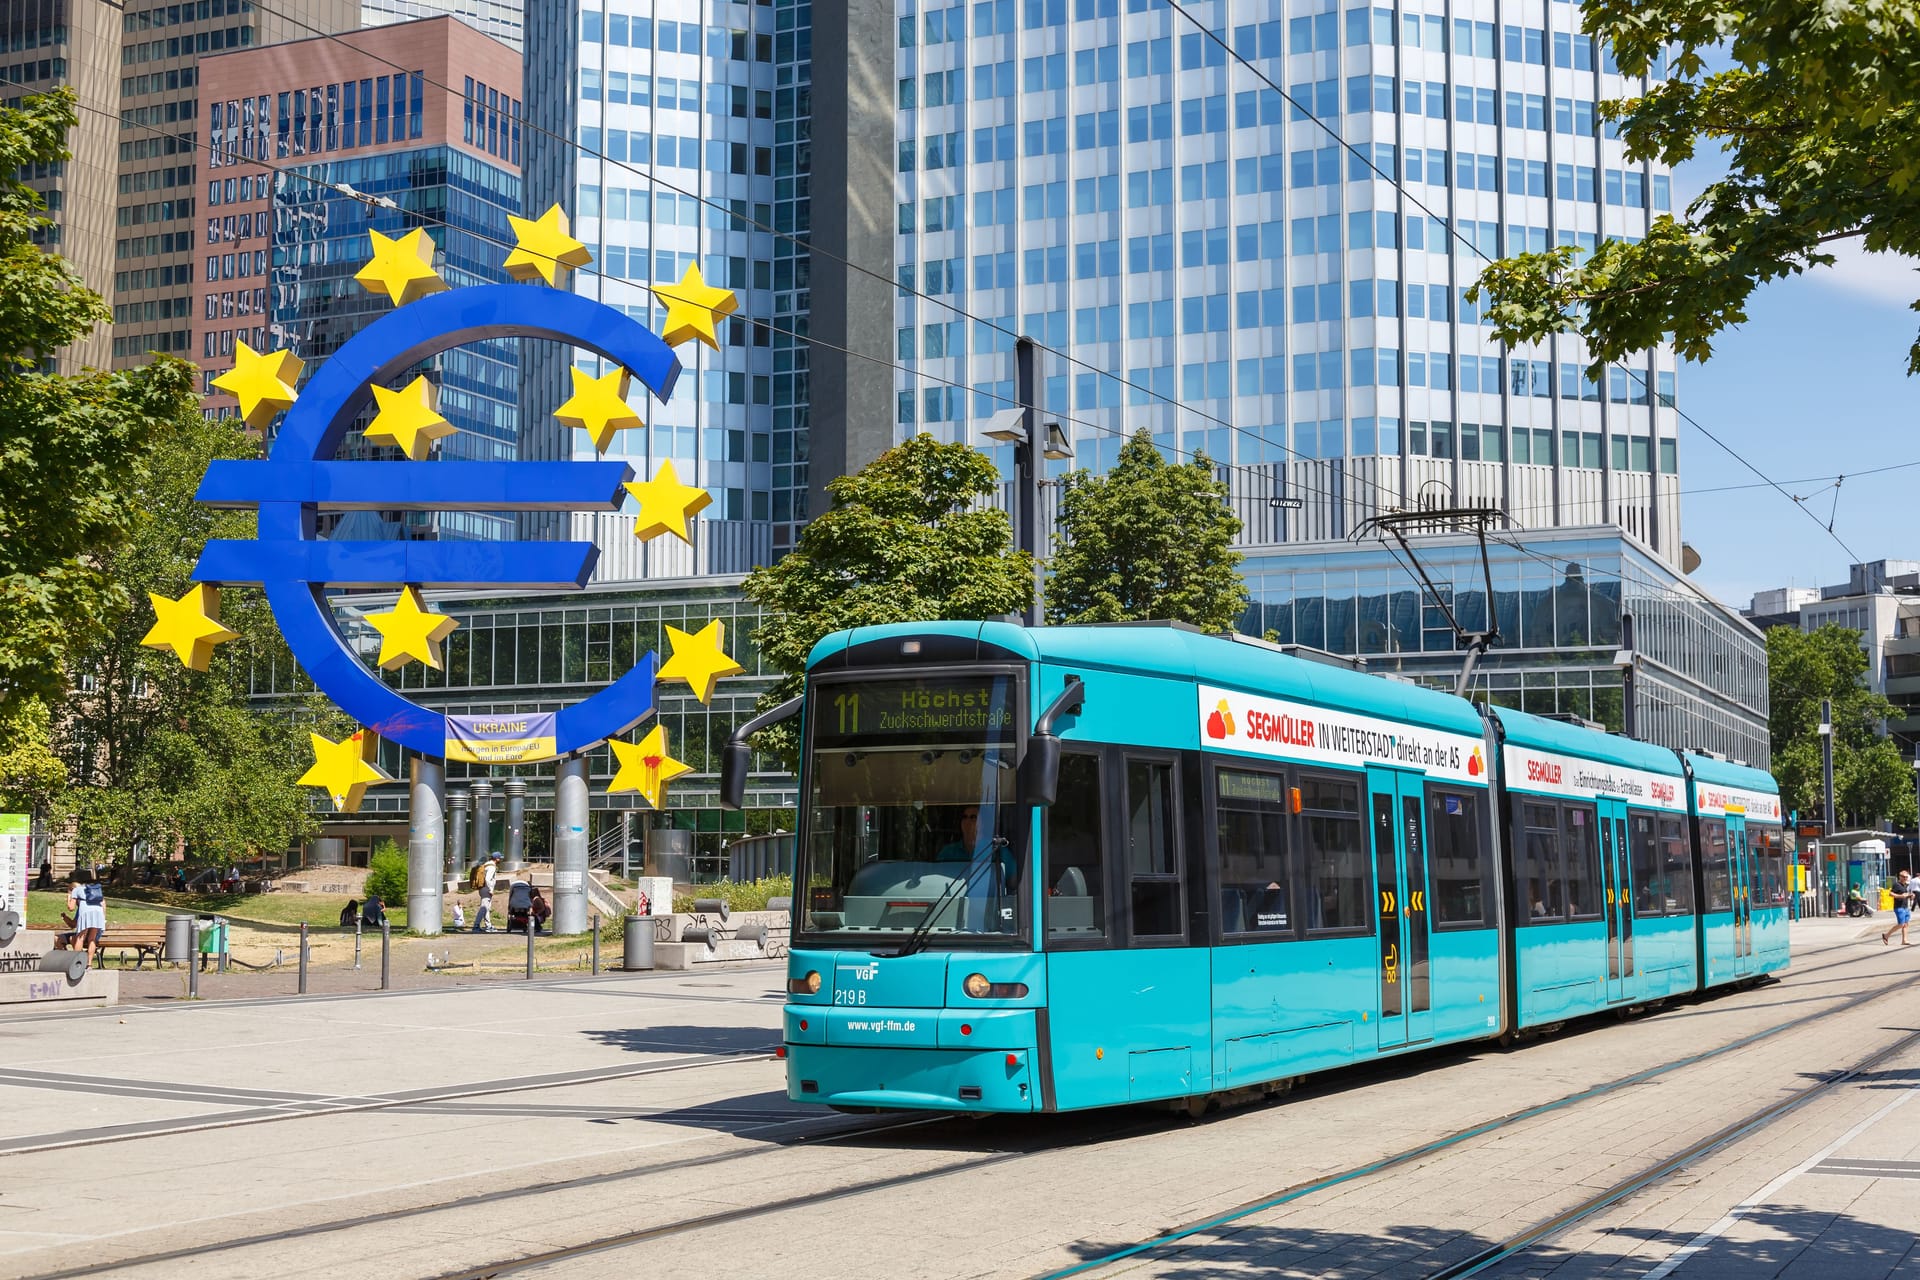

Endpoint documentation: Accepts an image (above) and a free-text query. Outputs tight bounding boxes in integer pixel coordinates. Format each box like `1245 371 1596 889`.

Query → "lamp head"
1042 422 1073 461
982 407 1028 446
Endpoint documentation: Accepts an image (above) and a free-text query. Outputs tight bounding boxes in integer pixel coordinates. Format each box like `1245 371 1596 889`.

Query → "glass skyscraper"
892 0 1684 561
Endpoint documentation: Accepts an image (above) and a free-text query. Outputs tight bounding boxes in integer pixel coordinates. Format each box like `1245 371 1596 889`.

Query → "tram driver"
937 805 1020 932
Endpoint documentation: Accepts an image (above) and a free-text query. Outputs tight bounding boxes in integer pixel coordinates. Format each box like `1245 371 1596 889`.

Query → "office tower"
361 0 524 51
2 0 130 371
193 15 523 538
521 0 892 570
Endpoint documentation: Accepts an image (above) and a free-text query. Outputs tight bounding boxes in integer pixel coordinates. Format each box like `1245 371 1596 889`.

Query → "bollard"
187 919 200 1000
298 922 309 993
591 915 600 976
525 917 535 980
353 918 362 970
381 922 391 991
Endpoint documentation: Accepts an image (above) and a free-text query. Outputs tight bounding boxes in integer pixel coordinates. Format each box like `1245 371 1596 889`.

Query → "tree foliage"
1046 430 1249 632
52 407 322 868
743 434 1033 758
0 91 194 728
1470 1 1920 374
1767 625 1915 830
364 839 408 906
0 698 64 816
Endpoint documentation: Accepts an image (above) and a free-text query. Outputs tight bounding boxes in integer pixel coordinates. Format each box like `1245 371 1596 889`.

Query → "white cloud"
1802 241 1920 308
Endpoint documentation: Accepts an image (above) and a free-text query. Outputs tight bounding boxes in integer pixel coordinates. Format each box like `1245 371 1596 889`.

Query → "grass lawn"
26 887 412 933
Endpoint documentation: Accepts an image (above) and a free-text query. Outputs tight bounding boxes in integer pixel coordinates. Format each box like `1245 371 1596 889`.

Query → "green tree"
1470 1 1920 374
0 697 64 816
1767 624 1912 829
0 90 195 730
364 839 408 906
1046 429 1248 631
743 434 1034 758
53 406 321 870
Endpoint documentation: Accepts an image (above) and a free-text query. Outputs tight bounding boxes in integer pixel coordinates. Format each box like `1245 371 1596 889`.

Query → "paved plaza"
1 918 1918 1278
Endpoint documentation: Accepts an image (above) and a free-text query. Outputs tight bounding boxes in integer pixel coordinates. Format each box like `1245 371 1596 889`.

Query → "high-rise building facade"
521 0 893 570
193 16 524 537
360 0 524 51
3 0 135 371
892 0 1684 562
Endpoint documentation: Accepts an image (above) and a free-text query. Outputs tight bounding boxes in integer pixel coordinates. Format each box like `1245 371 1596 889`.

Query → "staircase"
586 822 632 874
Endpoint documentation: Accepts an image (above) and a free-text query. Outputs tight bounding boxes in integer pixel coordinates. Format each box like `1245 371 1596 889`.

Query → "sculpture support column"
503 778 527 871
552 755 590 936
447 789 470 881
469 780 494 872
407 758 445 936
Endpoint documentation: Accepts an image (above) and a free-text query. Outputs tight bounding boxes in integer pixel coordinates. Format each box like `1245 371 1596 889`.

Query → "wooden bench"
95 924 169 970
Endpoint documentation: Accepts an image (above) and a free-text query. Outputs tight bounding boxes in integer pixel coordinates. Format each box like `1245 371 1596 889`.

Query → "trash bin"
623 915 654 970
164 913 195 963
197 915 228 960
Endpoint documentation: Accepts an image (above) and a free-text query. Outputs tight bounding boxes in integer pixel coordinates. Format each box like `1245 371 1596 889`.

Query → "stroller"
506 880 534 934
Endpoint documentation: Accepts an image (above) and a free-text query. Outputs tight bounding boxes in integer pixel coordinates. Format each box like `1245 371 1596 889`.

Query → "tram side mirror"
719 741 751 812
1019 735 1062 807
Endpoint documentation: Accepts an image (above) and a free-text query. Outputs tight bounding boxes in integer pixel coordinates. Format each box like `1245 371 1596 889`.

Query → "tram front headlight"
789 970 822 995
962 973 1029 999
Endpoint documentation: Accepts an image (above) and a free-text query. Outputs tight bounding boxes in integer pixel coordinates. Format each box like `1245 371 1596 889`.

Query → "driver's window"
1046 753 1106 941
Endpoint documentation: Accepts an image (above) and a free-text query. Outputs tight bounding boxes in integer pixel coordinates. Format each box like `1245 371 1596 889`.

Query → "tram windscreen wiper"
888 838 1010 958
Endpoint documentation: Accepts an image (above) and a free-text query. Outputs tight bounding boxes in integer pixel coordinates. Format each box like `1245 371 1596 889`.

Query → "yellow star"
503 203 593 286
211 341 302 430
363 375 455 460
554 365 643 453
354 227 448 306
624 459 712 545
656 620 745 704
296 729 387 813
650 263 738 350
607 724 692 809
140 584 240 671
364 585 460 670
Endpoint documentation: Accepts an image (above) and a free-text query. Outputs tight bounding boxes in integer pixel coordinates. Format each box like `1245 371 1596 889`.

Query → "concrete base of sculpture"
0 931 119 1009
647 909 790 970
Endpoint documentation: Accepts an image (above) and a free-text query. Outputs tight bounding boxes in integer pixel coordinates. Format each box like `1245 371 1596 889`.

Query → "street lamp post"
985 336 1072 627
1612 611 1638 740
1820 699 1836 837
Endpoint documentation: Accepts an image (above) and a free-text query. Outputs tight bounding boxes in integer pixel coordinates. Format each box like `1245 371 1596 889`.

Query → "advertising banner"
0 814 28 920
1501 744 1689 812
1197 685 1485 783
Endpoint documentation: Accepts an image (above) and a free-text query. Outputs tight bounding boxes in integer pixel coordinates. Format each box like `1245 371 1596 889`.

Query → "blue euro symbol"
192 284 680 760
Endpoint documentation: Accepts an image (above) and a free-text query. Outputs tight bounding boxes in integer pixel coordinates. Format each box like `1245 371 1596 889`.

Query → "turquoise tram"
720 620 1787 1114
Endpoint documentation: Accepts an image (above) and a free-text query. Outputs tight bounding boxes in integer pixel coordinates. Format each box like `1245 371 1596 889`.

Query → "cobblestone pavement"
0 916 1911 1280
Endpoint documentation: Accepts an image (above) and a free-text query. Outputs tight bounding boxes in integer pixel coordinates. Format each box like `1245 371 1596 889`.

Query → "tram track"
1426 1020 1920 1278
1035 952 1920 1279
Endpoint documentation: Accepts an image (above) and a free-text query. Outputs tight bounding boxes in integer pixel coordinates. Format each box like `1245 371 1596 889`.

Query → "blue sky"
1673 168 1920 610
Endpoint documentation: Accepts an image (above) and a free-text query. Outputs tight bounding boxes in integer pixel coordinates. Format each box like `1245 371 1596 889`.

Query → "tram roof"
808 620 1485 736
1490 705 1687 777
1682 750 1779 796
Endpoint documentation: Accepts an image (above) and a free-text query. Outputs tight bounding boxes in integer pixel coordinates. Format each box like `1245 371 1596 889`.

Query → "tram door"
1596 799 1634 1002
1368 767 1433 1050
1727 813 1755 975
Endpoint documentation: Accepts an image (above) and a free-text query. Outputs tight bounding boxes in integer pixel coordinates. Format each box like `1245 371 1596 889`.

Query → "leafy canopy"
1766 624 1915 830
743 434 1033 756
0 90 193 728
1470 1 1920 373
1046 430 1249 632
53 406 323 867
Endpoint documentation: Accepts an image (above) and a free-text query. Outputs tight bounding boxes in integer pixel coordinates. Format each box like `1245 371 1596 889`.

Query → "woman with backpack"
67 870 106 964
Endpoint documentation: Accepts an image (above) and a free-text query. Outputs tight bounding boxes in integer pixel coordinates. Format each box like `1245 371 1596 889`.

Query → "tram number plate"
833 988 868 1006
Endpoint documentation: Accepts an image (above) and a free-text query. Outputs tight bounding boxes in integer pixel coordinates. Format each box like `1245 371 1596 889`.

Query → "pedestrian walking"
1883 870 1916 946
471 854 498 932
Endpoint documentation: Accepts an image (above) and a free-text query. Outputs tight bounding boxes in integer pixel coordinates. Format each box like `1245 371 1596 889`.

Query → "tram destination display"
813 676 1016 747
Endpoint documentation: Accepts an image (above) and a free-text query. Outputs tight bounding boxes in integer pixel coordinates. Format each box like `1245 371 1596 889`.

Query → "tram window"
1215 767 1294 937
1700 819 1731 911
1045 752 1106 941
1628 811 1666 917
1124 758 1183 941
1427 788 1485 928
1301 775 1369 933
1659 816 1694 914
1519 802 1562 923
1561 805 1602 920
1751 825 1787 907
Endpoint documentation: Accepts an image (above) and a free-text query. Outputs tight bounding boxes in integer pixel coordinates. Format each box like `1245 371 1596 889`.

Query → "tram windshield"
798 673 1028 945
